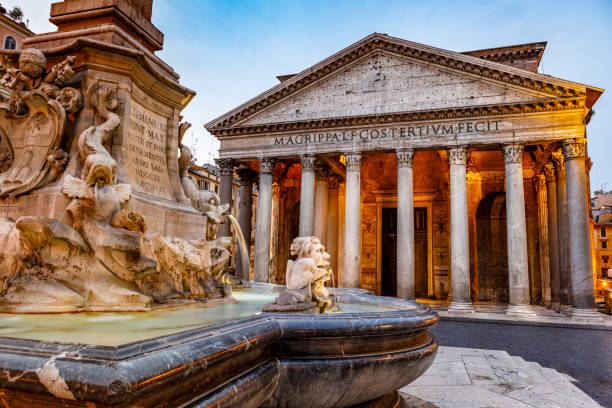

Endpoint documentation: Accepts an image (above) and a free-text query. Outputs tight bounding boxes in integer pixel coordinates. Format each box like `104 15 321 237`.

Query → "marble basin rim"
0 284 438 408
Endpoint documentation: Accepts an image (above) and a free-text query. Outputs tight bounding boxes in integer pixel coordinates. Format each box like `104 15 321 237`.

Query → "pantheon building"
206 34 603 320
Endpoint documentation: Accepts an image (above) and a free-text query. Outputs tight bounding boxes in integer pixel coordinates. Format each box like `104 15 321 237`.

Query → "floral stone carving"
263 236 338 313
0 82 231 312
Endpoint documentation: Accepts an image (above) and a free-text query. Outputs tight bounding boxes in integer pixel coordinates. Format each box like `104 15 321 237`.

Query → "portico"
205 34 603 320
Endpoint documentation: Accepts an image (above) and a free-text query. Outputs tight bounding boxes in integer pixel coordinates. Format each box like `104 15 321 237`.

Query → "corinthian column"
314 164 331 245
534 173 551 307
503 144 535 317
327 174 341 284
299 155 316 237
215 158 235 237
544 165 561 310
236 168 257 281
343 152 362 288
552 151 572 312
396 148 415 300
562 139 602 321
254 158 275 282
447 146 474 313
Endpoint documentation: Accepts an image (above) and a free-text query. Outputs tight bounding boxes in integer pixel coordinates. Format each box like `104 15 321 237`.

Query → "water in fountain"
227 214 251 280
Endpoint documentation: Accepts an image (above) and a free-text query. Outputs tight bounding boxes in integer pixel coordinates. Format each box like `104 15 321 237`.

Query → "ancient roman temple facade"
205 34 603 320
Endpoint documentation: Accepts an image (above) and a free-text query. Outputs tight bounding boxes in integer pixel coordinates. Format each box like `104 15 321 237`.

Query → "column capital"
533 173 547 194
562 138 587 161
215 158 236 176
344 152 362 172
300 155 316 172
396 148 415 168
259 157 276 175
544 164 556 183
328 174 342 189
551 151 565 172
502 143 523 164
447 146 468 166
315 164 332 181
236 167 257 184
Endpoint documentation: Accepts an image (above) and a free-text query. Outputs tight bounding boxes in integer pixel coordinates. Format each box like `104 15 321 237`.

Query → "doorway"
380 207 428 297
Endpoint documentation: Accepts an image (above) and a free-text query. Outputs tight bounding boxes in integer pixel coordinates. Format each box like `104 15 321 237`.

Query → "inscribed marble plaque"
126 101 173 200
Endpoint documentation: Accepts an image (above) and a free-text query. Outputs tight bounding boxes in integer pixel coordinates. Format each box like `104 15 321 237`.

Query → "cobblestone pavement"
429 321 612 407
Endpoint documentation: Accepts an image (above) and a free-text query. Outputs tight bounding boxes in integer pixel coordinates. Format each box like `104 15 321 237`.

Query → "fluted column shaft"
503 144 533 315
314 164 331 245
254 158 275 282
237 168 256 281
327 175 341 284
534 174 551 307
396 148 415 300
299 155 316 237
216 158 235 237
563 139 600 320
545 165 561 310
447 147 474 312
552 152 572 309
343 152 362 288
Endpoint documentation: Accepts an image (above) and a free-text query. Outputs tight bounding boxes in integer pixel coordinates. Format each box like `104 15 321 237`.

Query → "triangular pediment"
206 33 599 133
240 53 549 126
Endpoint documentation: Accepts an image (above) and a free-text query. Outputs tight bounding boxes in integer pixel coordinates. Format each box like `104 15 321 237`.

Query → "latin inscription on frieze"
273 120 502 146
127 102 173 200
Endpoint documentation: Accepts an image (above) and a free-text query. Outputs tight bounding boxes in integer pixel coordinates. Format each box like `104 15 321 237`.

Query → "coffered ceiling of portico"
241 53 550 126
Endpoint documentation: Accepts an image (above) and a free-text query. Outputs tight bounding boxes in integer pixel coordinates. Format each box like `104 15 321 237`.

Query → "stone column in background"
544 164 561 311
254 158 275 282
327 174 341 286
314 164 331 245
269 183 281 283
343 152 362 288
299 155 316 237
534 173 551 307
562 139 602 321
503 144 535 317
447 146 474 313
236 168 256 281
215 158 235 237
552 151 572 312
396 148 415 300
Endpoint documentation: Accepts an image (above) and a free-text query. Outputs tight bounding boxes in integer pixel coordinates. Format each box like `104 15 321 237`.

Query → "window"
602 240 608 249
602 227 607 237
604 255 610 264
4 36 16 50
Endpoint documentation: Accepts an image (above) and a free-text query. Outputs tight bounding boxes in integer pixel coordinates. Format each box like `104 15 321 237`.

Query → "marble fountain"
0 1 438 406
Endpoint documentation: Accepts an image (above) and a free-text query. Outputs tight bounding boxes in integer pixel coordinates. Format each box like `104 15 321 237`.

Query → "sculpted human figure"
263 236 337 313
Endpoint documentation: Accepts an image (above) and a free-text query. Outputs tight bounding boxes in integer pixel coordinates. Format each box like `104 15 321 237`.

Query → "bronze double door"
381 207 427 297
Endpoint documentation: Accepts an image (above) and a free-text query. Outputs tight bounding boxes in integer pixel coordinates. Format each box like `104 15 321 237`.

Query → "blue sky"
13 0 612 190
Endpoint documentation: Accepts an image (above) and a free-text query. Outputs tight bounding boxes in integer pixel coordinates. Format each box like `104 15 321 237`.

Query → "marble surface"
418 300 612 328
400 346 602 407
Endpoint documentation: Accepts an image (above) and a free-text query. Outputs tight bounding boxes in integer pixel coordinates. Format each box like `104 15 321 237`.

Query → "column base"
559 304 572 316
542 299 552 308
447 301 475 314
506 304 537 318
570 308 604 322
550 300 561 312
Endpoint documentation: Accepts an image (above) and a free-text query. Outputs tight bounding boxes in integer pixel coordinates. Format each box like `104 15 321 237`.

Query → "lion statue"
263 236 338 313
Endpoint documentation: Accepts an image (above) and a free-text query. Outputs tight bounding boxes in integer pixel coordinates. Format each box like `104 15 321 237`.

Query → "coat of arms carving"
0 48 82 197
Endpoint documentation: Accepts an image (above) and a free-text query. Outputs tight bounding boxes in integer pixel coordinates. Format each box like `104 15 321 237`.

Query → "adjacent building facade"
0 12 33 51
205 34 603 320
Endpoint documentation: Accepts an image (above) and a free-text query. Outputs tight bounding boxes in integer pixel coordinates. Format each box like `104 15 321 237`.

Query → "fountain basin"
0 284 438 407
